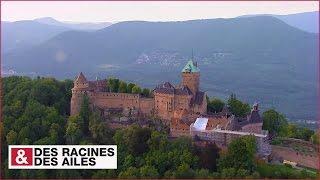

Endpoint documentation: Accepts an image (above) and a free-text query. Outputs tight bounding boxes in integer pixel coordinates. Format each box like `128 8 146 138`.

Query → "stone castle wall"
271 145 319 170
70 91 86 116
182 72 200 95
154 93 175 121
241 123 263 134
89 92 154 116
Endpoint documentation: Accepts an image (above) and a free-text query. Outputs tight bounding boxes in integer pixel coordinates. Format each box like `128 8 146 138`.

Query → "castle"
71 60 270 156
71 60 206 122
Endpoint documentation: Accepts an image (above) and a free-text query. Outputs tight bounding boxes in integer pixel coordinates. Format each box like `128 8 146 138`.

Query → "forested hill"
1 76 318 179
2 16 318 122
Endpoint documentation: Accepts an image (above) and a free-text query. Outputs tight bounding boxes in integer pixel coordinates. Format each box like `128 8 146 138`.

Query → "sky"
1 1 319 23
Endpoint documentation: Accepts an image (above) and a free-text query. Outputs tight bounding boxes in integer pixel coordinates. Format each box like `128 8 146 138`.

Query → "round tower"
181 60 200 95
70 72 89 115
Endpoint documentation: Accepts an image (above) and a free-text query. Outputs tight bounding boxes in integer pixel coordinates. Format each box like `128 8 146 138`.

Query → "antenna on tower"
191 48 194 60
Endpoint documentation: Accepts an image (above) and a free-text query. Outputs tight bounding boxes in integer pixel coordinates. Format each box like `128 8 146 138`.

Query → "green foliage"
66 115 83 144
262 109 288 136
108 78 149 96
194 168 210 178
79 94 90 135
92 170 117 178
114 125 151 156
89 110 113 144
218 135 257 173
142 88 151 97
108 78 120 92
257 162 317 179
227 94 250 117
118 167 140 178
119 81 128 93
2 76 317 179
139 165 159 178
6 130 18 145
311 131 319 144
127 83 135 93
207 98 225 113
174 163 195 178
263 109 315 141
193 142 220 171
2 76 72 178
132 85 142 94
221 167 236 178
288 126 314 141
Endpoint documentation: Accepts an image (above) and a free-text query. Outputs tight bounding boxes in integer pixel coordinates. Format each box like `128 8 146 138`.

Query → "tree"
66 116 83 144
207 98 225 113
194 142 220 171
49 123 64 144
194 168 210 178
142 88 151 97
227 94 250 117
218 135 257 173
119 81 128 93
79 94 90 135
174 163 195 178
293 127 314 141
221 168 236 178
262 109 288 136
311 131 319 144
118 167 140 178
127 83 135 93
108 78 120 92
92 170 117 178
30 78 60 107
147 131 168 151
114 126 151 156
139 165 159 178
89 110 113 144
132 85 142 94
6 130 18 145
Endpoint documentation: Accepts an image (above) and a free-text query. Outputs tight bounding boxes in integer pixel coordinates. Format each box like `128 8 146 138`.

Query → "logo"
9 145 117 169
11 148 33 166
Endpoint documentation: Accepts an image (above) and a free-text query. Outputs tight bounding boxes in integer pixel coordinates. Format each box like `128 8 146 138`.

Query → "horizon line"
2 10 318 24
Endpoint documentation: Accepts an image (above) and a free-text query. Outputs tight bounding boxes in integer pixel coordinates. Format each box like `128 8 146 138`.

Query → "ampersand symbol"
15 149 28 164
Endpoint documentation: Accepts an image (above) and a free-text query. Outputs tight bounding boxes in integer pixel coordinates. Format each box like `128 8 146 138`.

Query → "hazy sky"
2 1 319 23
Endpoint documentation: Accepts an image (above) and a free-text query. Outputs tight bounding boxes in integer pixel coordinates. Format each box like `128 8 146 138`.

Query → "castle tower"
181 60 200 95
70 72 89 115
252 102 259 111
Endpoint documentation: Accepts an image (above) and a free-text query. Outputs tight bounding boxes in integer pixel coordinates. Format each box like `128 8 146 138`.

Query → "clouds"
2 1 318 23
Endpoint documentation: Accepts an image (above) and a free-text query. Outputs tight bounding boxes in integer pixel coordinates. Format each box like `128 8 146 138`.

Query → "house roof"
181 60 199 73
248 110 262 123
154 82 192 96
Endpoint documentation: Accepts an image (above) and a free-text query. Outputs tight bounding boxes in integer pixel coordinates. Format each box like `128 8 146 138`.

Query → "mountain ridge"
2 15 318 122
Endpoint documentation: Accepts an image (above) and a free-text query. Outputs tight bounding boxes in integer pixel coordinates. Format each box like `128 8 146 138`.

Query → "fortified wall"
70 60 268 156
70 73 154 117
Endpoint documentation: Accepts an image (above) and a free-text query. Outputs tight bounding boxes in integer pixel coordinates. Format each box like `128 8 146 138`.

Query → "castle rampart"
70 60 266 154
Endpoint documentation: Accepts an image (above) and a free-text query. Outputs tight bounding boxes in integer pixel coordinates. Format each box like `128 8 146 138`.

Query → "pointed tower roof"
181 60 199 73
75 72 87 83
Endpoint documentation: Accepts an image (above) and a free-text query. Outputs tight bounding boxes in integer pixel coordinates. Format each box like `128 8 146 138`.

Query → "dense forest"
0 76 318 178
